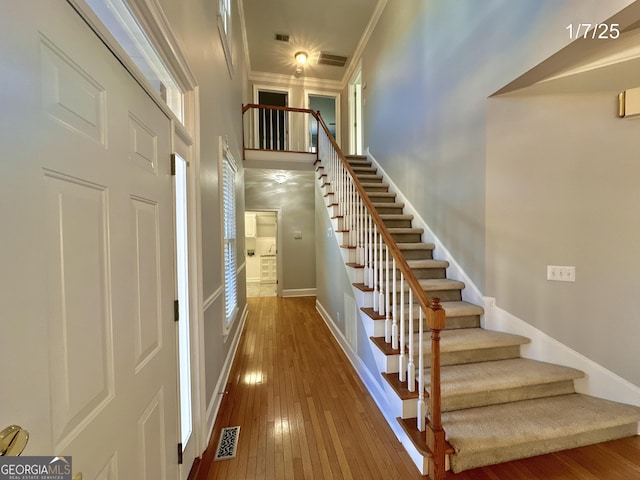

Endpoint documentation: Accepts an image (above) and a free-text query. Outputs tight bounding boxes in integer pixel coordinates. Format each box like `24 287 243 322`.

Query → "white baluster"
417 308 426 432
356 197 363 265
399 272 406 383
392 257 398 350
384 245 391 343
378 233 385 316
372 225 378 311
407 289 415 391
363 212 369 287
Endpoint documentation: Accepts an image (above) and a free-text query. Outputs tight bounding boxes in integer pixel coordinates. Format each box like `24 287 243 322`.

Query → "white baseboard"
205 303 249 442
365 149 484 309
484 297 640 407
282 288 317 297
315 299 403 439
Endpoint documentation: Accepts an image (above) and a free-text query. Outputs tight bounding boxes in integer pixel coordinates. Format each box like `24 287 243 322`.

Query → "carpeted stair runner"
325 155 640 474
443 393 640 472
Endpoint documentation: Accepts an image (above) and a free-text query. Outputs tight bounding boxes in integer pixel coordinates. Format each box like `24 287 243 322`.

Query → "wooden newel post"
426 298 446 480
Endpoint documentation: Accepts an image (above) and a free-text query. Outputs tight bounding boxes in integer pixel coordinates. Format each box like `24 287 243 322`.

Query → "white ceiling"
241 0 381 82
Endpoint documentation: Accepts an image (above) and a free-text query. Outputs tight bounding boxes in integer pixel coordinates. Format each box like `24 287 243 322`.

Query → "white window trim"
68 0 197 124
217 0 234 77
220 136 238 335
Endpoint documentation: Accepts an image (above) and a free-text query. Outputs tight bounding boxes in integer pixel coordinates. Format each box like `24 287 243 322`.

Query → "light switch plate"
547 265 576 282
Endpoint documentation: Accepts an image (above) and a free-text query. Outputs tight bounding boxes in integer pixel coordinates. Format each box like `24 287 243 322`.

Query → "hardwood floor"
196 296 640 480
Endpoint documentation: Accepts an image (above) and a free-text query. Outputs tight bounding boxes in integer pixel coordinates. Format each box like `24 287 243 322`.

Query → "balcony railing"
242 103 321 156
241 104 447 480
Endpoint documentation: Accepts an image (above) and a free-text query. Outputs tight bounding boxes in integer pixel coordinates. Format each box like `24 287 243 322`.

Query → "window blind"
222 153 237 326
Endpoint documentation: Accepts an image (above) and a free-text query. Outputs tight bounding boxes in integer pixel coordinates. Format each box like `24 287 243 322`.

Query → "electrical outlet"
547 265 576 282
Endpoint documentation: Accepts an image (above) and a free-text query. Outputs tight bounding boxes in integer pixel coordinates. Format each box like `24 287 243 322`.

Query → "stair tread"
443 393 640 456
395 300 482 318
369 192 396 198
379 214 414 220
426 358 584 395
385 227 424 233
361 182 389 188
396 242 435 251
411 328 530 352
405 259 449 269
395 278 465 291
440 300 483 317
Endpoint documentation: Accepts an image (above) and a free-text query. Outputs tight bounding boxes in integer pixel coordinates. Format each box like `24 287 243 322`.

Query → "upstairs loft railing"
242 103 321 156
241 104 447 480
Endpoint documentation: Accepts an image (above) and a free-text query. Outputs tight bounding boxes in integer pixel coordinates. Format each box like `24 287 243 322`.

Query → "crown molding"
341 0 388 87
248 70 343 91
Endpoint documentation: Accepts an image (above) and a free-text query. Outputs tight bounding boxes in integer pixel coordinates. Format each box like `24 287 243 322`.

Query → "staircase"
318 154 640 475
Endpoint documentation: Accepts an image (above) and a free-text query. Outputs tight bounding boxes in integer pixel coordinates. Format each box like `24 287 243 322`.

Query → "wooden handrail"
242 103 320 116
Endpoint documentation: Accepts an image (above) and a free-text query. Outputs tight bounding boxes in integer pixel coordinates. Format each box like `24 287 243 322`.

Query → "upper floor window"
84 0 185 122
219 0 231 35
217 0 233 76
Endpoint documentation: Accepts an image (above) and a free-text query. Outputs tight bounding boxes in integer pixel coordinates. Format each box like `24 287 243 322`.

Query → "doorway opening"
257 90 288 150
245 210 278 297
307 93 338 152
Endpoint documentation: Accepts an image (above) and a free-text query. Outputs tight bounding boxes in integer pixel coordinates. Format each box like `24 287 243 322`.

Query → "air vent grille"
317 52 348 67
274 33 290 42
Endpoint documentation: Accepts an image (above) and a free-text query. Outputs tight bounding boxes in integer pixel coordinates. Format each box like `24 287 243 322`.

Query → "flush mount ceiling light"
273 172 288 184
294 51 308 66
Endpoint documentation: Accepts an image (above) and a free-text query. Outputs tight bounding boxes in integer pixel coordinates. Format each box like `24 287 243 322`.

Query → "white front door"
0 1 179 478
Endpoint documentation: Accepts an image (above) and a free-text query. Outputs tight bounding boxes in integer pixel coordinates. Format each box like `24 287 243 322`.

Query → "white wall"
487 89 640 386
357 0 640 387
358 0 634 292
362 0 640 385
245 169 316 292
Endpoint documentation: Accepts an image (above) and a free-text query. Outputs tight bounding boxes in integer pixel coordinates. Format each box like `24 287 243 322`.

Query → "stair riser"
356 175 383 183
363 184 390 193
375 206 405 214
398 249 434 260
435 380 577 413
362 308 481 330
396 315 481 331
382 219 414 228
405 267 446 279
370 196 398 204
391 232 423 243
379 345 523 373
449 423 639 473
436 345 522 367
392 289 462 302
364 266 446 280
351 168 377 175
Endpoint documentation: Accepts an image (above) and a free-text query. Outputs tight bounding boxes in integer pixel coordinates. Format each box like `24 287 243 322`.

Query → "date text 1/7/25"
567 23 620 39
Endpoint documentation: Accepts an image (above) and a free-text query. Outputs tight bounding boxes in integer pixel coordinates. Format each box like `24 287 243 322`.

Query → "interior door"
0 1 179 478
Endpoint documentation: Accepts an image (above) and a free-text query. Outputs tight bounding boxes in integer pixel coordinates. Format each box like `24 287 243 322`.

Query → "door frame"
67 1 205 478
244 208 283 297
348 65 363 155
305 90 341 152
